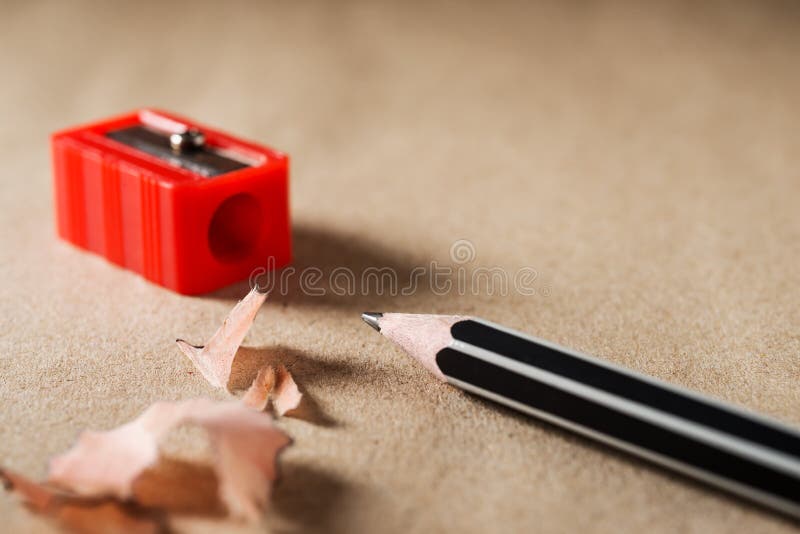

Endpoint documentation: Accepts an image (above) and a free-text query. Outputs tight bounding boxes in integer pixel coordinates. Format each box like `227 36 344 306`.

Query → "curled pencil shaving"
1 468 55 510
176 287 268 389
241 365 302 416
272 365 302 416
0 469 162 534
47 398 291 522
241 366 275 411
175 287 303 416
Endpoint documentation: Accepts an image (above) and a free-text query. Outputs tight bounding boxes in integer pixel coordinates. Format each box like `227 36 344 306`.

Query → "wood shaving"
176 287 268 389
47 398 290 522
176 288 303 417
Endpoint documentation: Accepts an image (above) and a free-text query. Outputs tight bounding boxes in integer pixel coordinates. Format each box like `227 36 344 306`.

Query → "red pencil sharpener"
51 109 291 295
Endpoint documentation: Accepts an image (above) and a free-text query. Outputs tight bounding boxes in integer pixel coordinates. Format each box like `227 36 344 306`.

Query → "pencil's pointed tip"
361 312 383 332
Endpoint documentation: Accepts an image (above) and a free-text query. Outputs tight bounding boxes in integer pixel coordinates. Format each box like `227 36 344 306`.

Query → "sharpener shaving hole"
208 194 263 262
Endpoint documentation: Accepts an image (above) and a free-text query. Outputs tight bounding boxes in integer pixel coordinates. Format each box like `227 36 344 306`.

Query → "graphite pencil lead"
361 312 383 332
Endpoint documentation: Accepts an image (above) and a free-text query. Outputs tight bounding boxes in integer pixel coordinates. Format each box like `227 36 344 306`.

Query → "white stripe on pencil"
361 312 800 519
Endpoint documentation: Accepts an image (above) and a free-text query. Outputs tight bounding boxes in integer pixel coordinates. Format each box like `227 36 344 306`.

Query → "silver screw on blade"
170 128 205 153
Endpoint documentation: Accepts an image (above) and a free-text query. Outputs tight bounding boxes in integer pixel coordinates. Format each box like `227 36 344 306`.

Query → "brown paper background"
2 1 799 532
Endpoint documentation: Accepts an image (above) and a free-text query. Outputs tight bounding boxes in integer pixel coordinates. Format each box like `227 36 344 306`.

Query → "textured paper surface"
2 2 800 533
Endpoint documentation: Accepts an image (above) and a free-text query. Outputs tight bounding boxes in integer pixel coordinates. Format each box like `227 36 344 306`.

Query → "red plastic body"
51 109 291 295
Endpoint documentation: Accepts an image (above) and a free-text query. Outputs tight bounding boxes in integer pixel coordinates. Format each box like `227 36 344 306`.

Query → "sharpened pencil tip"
361 312 383 332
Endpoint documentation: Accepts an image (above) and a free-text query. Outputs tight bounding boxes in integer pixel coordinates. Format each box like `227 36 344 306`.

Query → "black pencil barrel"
436 319 800 518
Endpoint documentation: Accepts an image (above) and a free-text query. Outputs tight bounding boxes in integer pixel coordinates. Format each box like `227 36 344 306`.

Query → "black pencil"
361 312 800 518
